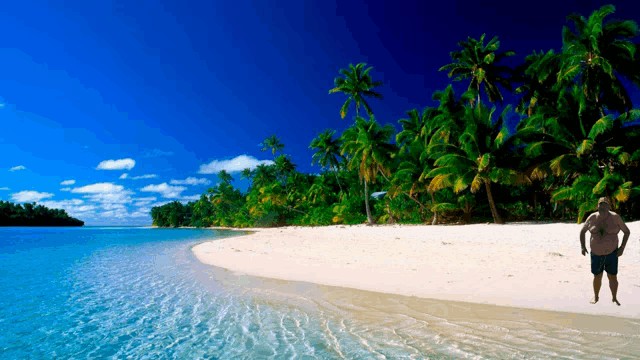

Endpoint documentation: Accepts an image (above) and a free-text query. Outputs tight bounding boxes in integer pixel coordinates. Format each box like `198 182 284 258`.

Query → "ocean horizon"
2 227 639 359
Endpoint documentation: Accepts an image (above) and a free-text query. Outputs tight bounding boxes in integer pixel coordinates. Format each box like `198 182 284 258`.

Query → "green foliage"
332 195 367 225
146 5 640 227
0 201 84 226
329 63 384 119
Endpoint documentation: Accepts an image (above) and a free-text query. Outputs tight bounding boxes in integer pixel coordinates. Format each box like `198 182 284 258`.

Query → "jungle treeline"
0 201 84 226
152 5 640 228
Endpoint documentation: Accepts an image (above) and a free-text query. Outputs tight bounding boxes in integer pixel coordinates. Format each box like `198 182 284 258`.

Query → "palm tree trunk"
431 192 438 225
477 82 481 109
484 181 503 224
402 193 427 213
364 178 375 225
534 192 538 223
331 166 344 193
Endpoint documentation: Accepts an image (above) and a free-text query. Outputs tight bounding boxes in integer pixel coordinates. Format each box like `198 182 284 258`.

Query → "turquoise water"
2 227 640 359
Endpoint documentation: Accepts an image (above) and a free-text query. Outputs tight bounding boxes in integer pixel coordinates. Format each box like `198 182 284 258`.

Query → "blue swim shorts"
591 248 618 275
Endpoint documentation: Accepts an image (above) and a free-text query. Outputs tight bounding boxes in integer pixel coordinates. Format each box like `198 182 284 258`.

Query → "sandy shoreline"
192 221 640 319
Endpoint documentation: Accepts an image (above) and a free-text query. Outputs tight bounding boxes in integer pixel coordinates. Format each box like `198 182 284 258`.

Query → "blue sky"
1 0 639 225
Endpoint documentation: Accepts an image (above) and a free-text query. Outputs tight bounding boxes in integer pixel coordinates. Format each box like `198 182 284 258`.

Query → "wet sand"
193 222 640 320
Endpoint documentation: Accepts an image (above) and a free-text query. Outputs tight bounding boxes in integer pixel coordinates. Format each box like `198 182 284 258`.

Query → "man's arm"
580 214 592 251
616 214 631 249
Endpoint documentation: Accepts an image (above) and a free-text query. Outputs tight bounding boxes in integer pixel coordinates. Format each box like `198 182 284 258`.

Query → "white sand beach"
193 221 640 319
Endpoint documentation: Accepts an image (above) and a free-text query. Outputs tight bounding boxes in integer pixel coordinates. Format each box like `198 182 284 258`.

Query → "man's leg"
605 248 620 306
607 274 620 305
591 273 603 304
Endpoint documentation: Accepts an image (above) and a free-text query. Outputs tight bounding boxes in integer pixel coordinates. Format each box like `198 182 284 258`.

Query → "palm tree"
252 164 278 189
341 115 397 224
308 174 334 204
217 170 233 184
309 129 344 192
394 107 444 223
521 90 640 222
439 34 516 107
274 154 296 179
329 62 384 119
558 4 640 115
261 135 285 157
430 85 475 144
514 49 564 117
395 107 439 152
241 168 254 189
426 104 531 224
388 141 433 223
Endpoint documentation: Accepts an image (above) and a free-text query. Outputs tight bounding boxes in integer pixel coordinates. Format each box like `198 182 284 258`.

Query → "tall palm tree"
217 170 233 184
396 107 439 152
308 175 334 204
558 4 640 115
252 164 278 189
309 129 344 192
341 115 397 224
261 135 285 157
388 141 433 223
329 63 384 119
514 49 564 117
430 85 475 144
521 90 640 222
274 154 297 190
241 168 253 189
426 104 531 224
394 107 445 223
439 34 516 107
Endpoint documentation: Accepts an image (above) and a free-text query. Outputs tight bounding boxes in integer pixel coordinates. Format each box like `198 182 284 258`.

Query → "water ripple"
3 228 640 359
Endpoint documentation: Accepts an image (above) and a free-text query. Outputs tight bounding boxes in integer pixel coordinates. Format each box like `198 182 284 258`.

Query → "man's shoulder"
610 211 625 223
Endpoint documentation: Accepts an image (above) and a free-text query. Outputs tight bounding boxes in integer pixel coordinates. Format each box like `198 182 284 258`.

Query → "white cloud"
10 190 54 203
170 177 211 186
182 195 201 201
133 197 157 202
60 180 76 186
42 199 84 206
140 183 186 198
101 203 128 211
131 174 158 180
96 158 135 170
84 191 134 205
130 208 151 217
133 197 157 207
0 187 9 190
148 200 173 208
72 183 124 194
120 173 128 179
60 187 72 192
198 155 273 174
71 182 134 216
40 199 98 219
9 165 26 172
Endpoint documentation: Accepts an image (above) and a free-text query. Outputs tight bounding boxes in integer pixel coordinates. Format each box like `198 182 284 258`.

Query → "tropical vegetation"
152 5 640 228
0 201 84 226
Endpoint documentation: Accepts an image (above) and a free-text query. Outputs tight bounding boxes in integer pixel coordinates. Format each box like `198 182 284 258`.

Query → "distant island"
0 201 84 226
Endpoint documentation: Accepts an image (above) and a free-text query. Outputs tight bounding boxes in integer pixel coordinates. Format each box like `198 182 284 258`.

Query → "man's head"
598 197 611 213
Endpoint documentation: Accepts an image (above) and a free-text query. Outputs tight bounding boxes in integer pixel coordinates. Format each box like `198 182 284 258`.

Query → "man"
580 197 630 306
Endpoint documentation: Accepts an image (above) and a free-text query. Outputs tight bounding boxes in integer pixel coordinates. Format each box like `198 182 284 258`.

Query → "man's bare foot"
613 298 621 306
590 296 599 304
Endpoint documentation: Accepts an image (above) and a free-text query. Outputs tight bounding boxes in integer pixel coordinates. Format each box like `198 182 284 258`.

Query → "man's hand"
582 247 589 256
617 247 625 257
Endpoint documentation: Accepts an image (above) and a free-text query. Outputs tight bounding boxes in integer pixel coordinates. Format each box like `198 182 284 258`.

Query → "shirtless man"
579 197 630 306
